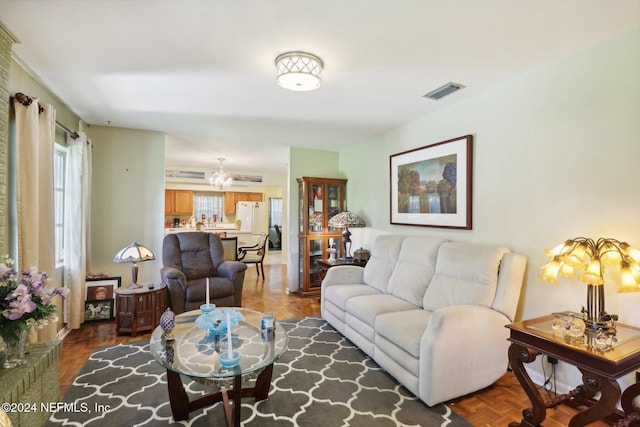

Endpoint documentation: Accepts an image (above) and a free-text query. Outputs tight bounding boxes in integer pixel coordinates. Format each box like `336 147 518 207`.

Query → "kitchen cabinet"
165 190 193 215
297 177 347 296
224 191 263 215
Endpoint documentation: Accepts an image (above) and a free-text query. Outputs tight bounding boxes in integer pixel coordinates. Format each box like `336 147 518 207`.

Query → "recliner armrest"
160 266 188 314
217 260 248 280
160 266 187 289
218 260 248 307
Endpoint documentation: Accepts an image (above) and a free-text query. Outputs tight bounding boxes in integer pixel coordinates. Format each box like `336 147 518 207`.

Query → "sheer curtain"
13 97 57 341
64 131 92 329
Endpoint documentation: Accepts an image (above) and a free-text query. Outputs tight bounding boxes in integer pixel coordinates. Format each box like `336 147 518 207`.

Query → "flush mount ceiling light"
210 157 233 189
275 51 323 91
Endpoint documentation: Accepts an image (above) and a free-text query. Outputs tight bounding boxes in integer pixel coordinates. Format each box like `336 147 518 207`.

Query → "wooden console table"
506 314 640 427
115 283 167 336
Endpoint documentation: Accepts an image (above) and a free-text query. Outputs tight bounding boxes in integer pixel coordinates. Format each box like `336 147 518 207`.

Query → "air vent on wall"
422 82 465 100
165 169 263 183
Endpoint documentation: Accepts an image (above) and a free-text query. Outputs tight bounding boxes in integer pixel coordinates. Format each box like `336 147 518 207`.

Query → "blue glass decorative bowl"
219 350 241 368
196 307 244 336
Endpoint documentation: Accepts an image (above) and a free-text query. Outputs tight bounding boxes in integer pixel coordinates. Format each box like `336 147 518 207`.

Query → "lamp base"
127 283 143 290
583 284 618 334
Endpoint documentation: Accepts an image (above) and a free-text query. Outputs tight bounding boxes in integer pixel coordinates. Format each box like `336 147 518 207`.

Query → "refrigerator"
236 201 266 233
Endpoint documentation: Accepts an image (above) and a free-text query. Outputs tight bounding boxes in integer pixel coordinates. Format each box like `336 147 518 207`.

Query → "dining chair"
237 233 269 278
221 236 238 261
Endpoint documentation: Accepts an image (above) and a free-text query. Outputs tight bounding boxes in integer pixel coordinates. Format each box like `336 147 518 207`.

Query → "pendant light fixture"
210 158 233 189
275 51 323 92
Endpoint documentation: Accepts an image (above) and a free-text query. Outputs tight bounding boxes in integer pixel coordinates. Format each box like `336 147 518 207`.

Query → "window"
269 197 282 227
194 193 224 223
54 144 66 265
268 197 283 250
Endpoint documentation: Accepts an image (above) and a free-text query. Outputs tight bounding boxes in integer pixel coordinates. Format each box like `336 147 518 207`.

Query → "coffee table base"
166 363 274 426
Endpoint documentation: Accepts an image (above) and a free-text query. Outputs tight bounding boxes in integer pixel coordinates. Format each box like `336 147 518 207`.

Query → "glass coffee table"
150 308 289 427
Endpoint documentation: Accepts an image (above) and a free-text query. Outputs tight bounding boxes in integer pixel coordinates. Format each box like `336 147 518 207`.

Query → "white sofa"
320 235 527 406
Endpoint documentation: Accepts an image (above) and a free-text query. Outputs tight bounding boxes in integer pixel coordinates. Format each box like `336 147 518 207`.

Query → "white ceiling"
1 0 638 174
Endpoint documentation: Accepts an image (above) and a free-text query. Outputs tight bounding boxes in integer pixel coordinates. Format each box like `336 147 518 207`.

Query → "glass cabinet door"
327 183 343 232
308 238 324 287
308 182 324 233
299 182 304 233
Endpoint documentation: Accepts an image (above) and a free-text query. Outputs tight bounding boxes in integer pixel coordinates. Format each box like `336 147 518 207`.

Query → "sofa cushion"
388 236 446 306
323 284 380 311
362 235 404 292
346 294 417 330
423 243 510 311
376 310 432 359
185 277 234 302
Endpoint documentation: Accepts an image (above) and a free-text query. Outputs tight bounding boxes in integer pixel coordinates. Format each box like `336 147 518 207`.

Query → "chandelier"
210 158 233 189
275 51 323 91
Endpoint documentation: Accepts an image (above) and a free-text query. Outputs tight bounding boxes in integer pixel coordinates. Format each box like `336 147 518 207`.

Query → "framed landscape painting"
390 135 473 229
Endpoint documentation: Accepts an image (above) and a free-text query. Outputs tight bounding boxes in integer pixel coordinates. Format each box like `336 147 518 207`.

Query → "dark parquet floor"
58 252 609 426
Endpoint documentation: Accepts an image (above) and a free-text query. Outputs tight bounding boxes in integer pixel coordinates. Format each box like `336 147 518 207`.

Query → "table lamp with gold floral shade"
540 237 640 331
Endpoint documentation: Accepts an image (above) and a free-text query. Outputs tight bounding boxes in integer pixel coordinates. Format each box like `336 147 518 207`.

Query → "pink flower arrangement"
0 255 69 339
326 248 336 254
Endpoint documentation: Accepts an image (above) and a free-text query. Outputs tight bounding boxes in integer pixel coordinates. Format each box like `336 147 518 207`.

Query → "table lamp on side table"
540 236 640 333
114 242 155 289
328 211 366 259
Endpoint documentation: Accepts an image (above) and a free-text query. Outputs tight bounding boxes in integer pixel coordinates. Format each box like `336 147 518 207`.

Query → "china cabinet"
297 177 347 296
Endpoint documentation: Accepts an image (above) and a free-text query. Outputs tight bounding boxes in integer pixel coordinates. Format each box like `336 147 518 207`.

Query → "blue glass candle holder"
219 350 241 368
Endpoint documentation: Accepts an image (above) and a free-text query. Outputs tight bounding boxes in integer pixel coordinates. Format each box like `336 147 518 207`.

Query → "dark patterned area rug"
46 317 472 426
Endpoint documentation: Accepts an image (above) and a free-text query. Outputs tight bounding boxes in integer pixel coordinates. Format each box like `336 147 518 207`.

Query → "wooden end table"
316 258 367 281
506 313 640 427
114 283 167 336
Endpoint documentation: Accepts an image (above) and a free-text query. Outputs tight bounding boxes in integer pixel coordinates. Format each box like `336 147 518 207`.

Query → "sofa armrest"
321 265 365 289
419 305 511 406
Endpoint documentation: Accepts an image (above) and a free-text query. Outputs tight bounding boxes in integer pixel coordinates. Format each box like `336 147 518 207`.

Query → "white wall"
88 125 165 285
339 29 640 391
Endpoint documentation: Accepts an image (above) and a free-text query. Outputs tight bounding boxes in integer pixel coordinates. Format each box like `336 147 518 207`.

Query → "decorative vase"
1 328 29 369
160 308 176 341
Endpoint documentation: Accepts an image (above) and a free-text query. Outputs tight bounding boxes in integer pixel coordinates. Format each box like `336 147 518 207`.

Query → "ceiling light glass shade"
275 51 323 92
210 157 233 189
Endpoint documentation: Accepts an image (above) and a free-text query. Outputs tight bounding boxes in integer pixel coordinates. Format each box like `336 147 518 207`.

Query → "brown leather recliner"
160 232 247 314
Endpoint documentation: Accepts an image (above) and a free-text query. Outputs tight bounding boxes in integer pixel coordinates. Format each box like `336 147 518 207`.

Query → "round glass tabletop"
150 307 288 379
